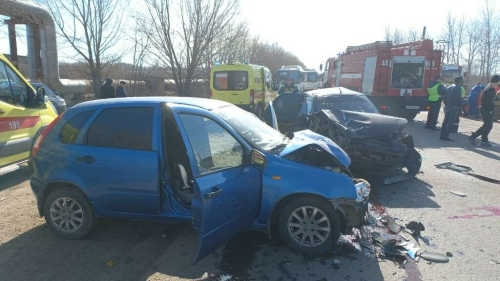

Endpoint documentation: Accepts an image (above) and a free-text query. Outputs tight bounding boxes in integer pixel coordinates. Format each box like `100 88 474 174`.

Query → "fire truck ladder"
377 50 391 92
345 41 392 54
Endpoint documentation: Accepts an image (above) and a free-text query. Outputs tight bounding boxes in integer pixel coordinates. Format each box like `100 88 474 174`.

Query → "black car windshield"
213 104 285 151
276 70 300 83
315 94 379 114
306 72 317 82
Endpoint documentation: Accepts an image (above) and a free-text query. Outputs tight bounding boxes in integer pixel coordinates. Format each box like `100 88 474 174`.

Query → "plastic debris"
333 259 341 264
419 252 449 263
449 191 466 197
490 259 500 265
106 261 115 267
406 221 425 237
446 252 453 257
0 197 6 202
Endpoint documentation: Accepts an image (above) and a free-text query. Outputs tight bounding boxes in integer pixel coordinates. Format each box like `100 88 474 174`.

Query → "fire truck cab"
320 39 443 120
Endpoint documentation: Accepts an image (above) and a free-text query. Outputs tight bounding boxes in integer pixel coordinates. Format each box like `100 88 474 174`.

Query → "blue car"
30 97 371 262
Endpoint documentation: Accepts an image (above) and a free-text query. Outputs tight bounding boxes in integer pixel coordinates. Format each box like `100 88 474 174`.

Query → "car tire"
43 187 96 239
279 198 341 256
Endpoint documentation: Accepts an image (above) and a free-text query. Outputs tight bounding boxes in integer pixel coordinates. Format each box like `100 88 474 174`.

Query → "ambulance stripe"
0 116 41 133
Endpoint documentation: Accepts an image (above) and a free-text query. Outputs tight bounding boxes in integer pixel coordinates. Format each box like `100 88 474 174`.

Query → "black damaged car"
264 87 422 184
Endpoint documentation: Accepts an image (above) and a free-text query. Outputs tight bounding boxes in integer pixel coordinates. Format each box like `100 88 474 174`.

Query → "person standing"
468 74 500 147
468 82 482 117
116 80 128 97
425 75 446 130
440 76 464 141
100 78 115 99
278 77 299 94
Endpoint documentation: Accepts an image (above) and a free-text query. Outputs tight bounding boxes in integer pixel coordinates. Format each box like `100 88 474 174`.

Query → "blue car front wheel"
279 198 341 255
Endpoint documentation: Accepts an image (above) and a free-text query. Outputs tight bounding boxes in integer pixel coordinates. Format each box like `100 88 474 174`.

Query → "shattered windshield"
213 105 284 151
316 95 380 113
316 95 379 114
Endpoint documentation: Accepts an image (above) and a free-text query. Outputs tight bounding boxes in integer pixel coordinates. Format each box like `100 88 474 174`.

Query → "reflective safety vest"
427 83 441 101
461 86 466 98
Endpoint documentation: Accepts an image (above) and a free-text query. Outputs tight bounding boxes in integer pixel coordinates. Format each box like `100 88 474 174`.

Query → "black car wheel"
43 187 96 239
279 198 340 255
404 147 422 176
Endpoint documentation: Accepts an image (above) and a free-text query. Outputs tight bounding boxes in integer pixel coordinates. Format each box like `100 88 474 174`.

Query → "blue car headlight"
355 179 371 203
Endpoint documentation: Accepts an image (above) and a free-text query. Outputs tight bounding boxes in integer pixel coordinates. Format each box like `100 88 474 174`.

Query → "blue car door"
175 110 261 263
69 106 161 214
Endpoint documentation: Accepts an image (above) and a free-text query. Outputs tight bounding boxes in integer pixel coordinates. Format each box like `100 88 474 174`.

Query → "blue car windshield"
213 105 284 151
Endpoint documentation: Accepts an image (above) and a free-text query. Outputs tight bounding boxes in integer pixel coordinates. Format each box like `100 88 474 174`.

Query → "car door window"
84 107 154 150
179 114 243 175
59 110 96 144
0 61 29 107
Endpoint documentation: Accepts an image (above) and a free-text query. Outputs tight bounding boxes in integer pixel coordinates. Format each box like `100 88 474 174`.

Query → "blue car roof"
71 96 232 111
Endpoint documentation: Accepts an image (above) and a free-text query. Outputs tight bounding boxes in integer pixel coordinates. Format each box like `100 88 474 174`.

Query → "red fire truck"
320 39 444 120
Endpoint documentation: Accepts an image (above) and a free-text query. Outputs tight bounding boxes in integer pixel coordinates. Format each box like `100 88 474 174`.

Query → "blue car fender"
256 153 358 227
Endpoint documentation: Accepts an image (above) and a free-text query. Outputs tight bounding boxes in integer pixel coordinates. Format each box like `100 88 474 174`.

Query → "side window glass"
0 62 29 106
85 107 154 150
179 114 243 175
59 110 96 144
305 96 313 115
299 97 308 115
0 62 26 106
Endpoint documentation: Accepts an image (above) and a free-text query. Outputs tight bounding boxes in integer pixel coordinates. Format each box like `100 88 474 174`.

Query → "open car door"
176 112 262 263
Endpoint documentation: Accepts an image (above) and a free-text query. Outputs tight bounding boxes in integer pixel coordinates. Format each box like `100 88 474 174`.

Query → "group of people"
100 78 128 99
425 74 499 147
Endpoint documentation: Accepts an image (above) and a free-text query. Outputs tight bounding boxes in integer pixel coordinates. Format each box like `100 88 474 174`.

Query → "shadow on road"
0 165 32 192
0 218 222 281
372 178 440 209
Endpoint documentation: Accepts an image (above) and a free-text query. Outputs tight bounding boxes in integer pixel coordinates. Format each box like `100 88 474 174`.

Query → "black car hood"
315 110 408 139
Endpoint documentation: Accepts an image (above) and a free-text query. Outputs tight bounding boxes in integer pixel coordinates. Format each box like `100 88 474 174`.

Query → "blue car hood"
279 130 352 168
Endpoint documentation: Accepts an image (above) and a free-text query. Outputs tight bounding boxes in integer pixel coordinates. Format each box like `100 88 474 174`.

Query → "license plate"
406 106 420 109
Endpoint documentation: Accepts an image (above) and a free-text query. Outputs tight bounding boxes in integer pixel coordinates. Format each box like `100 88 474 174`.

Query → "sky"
0 0 488 72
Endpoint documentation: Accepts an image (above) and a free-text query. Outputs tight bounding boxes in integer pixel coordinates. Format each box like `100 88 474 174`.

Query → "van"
0 53 57 176
210 63 276 119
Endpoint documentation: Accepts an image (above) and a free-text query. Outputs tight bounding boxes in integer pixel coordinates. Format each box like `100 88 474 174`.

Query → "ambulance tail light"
249 89 255 106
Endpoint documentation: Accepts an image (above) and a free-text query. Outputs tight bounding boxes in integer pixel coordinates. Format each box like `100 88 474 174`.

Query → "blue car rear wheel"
43 187 96 239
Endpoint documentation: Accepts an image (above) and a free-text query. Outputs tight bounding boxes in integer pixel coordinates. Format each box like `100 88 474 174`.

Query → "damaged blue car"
30 97 370 262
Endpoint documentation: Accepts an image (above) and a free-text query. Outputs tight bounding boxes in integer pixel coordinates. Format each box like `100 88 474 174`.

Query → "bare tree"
140 0 240 97
127 21 151 96
462 19 482 84
478 0 500 81
38 0 128 98
441 13 466 65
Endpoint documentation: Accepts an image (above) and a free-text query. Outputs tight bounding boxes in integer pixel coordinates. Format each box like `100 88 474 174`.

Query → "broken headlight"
354 178 371 203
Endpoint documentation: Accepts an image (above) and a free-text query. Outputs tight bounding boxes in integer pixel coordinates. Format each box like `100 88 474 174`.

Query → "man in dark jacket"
440 76 464 141
100 78 115 99
468 74 500 147
116 81 128 97
425 75 446 130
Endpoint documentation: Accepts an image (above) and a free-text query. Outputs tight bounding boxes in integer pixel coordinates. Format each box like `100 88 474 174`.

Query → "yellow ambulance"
209 63 276 119
0 53 57 176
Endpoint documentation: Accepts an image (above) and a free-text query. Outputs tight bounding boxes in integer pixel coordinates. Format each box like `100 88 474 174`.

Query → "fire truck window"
391 63 424 89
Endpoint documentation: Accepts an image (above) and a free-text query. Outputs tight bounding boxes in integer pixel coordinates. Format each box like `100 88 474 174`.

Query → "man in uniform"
440 76 464 141
278 77 299 94
425 75 446 130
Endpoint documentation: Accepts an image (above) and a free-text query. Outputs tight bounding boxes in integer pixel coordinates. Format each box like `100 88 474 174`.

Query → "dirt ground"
1 110 500 281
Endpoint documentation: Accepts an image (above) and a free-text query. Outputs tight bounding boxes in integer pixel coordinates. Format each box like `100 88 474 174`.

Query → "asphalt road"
0 110 499 281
